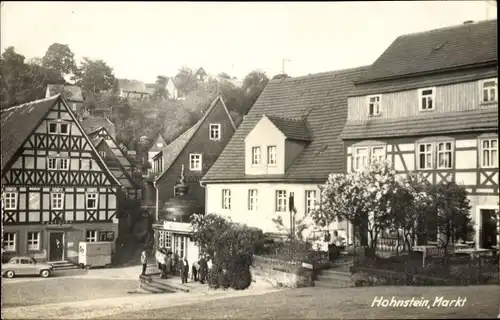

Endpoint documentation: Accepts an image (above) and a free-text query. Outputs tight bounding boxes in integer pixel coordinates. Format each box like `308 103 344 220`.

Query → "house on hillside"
116 79 150 100
341 19 498 249
166 77 186 100
81 116 116 140
145 132 167 176
45 84 84 113
201 67 368 239
194 67 208 82
1 95 122 264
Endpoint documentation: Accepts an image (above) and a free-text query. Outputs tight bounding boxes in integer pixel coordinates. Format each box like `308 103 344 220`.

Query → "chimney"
463 20 474 24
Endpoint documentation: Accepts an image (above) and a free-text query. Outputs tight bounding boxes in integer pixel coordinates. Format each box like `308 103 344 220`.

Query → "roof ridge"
1 95 60 113
399 19 496 39
272 66 370 82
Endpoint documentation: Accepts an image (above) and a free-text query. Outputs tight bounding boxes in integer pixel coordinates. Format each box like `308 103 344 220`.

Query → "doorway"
49 232 64 261
481 209 498 249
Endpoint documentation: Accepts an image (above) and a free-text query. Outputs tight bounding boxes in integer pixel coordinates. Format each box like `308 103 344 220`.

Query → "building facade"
1 95 122 263
202 68 368 239
341 20 498 248
45 84 85 114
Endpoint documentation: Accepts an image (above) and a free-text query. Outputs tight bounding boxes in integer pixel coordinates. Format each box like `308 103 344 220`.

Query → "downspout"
153 180 159 222
199 180 206 215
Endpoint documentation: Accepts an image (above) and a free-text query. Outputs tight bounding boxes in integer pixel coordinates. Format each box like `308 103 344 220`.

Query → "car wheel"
5 270 15 278
40 270 50 278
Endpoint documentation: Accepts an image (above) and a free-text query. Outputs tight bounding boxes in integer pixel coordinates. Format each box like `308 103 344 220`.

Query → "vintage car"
1 256 54 278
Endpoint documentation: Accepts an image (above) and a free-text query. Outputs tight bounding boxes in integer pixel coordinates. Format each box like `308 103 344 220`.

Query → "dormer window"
481 78 497 103
209 124 221 140
367 95 381 116
251 147 261 165
267 146 277 165
418 88 435 111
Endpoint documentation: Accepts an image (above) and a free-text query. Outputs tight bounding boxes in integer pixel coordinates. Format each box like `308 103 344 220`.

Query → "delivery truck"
78 241 112 269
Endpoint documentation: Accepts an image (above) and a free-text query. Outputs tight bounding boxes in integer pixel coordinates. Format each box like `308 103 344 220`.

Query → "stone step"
320 269 352 279
314 277 353 288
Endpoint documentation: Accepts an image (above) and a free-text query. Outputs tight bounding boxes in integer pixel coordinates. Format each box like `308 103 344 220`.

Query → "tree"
242 70 269 98
74 57 115 94
312 160 400 254
217 72 232 79
27 57 43 66
156 75 168 84
272 73 290 80
42 43 77 78
175 66 198 93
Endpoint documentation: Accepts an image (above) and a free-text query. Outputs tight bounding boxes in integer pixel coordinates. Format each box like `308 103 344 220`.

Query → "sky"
1 1 497 82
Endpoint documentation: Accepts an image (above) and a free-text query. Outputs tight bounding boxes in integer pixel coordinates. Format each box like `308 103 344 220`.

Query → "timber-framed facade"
1 95 122 263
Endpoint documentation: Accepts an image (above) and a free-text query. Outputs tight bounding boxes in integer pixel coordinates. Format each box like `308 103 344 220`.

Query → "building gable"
89 127 133 170
1 96 120 187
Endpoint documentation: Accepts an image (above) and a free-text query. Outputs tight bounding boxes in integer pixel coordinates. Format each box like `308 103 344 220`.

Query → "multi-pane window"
158 231 172 249
267 146 277 165
437 142 453 169
189 154 202 171
248 189 258 211
354 147 369 170
222 189 231 210
417 143 433 170
368 95 381 116
482 79 498 103
3 232 16 251
209 124 221 140
3 192 17 210
275 190 287 212
27 232 40 251
305 190 317 214
99 151 106 158
48 122 58 134
48 122 70 135
86 230 98 242
47 157 69 170
86 193 98 209
252 147 261 165
371 147 385 163
419 88 435 111
60 123 69 135
481 138 498 168
51 193 64 210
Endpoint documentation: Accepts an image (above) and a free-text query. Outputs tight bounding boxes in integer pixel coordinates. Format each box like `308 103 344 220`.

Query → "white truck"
78 242 112 269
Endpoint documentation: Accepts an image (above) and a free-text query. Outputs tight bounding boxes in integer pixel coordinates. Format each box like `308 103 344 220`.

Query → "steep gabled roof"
357 19 497 83
202 66 369 182
1 95 121 186
154 96 236 182
1 96 59 172
265 115 311 141
82 117 116 139
147 131 167 152
46 84 84 102
88 126 133 169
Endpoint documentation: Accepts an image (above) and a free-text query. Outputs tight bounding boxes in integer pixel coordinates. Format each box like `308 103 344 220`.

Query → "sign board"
68 242 74 248
163 221 193 233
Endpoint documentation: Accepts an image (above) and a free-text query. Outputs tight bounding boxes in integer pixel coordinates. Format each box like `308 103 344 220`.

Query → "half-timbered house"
1 95 122 263
201 67 367 239
340 20 498 249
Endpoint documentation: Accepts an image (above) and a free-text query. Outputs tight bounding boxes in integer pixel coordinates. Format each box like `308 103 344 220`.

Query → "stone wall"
251 255 314 288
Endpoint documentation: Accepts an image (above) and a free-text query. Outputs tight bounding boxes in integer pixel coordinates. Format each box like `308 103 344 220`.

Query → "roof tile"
266 115 311 141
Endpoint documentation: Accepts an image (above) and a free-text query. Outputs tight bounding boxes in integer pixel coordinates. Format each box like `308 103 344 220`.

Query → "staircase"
314 256 355 289
48 260 79 271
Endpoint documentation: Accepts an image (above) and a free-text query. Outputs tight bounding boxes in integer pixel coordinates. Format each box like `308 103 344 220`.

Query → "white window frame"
418 87 436 111
275 190 287 213
51 192 64 210
189 154 202 171
86 192 98 210
305 190 317 214
417 143 434 170
437 141 453 169
48 122 58 134
209 123 221 140
353 147 369 171
3 192 17 210
248 189 258 211
222 189 231 210
252 146 261 165
59 123 70 135
480 138 498 168
267 145 277 165
158 231 172 249
367 94 382 116
47 157 58 170
27 232 40 251
3 232 16 252
59 158 70 170
370 146 386 164
481 78 498 103
86 230 98 242
99 151 106 158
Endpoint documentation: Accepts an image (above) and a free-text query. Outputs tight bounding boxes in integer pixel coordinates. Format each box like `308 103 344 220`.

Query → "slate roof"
357 19 497 83
46 84 84 102
1 96 60 172
154 96 236 182
266 115 311 141
202 66 369 182
340 108 498 140
82 117 116 139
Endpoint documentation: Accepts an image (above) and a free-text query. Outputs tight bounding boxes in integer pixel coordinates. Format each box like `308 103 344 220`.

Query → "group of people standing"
141 249 213 285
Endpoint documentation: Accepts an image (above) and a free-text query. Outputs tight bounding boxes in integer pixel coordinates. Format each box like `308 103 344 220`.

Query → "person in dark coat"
198 254 208 284
191 259 199 281
180 257 189 284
